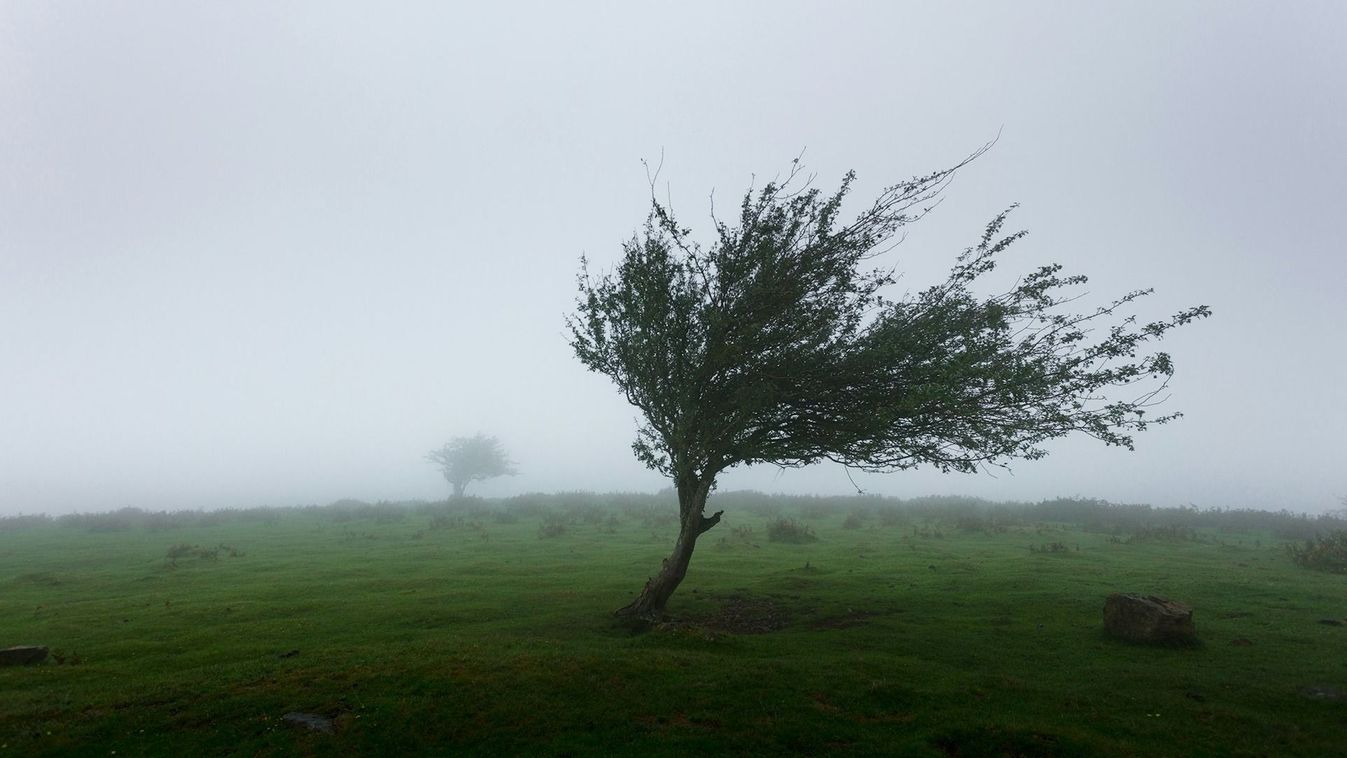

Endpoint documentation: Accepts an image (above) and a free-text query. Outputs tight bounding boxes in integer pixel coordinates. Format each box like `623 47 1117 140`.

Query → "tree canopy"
426 433 517 499
568 148 1210 621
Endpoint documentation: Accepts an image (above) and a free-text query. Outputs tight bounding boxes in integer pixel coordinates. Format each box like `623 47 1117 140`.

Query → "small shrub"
538 513 570 539
1287 530 1347 573
1029 542 1071 554
767 517 817 544
842 510 867 529
165 543 220 566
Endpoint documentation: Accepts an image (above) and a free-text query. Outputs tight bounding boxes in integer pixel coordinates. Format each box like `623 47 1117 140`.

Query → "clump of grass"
842 510 867 529
166 543 216 562
538 513 569 539
767 517 817 544
1029 542 1072 554
1287 530 1347 573
165 543 240 565
167 543 241 565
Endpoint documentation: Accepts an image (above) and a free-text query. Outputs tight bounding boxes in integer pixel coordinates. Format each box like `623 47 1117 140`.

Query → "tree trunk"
614 477 723 624
452 481 467 499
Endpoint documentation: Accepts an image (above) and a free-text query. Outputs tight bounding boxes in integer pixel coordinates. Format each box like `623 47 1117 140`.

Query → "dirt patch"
681 594 791 634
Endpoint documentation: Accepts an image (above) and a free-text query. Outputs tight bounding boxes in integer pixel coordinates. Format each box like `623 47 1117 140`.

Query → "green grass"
1 503 1344 756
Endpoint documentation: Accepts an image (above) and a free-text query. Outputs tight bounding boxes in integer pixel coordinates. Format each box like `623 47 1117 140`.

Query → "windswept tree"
426 433 517 498
568 147 1210 622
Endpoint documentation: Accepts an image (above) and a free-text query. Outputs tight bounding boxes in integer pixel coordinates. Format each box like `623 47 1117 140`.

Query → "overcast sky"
2 2 1344 515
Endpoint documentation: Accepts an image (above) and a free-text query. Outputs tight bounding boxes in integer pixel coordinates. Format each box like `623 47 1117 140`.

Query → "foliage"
568 147 1209 617
766 517 818 544
0 513 53 531
569 149 1209 482
425 433 518 498
538 517 568 539
1286 530 1347 573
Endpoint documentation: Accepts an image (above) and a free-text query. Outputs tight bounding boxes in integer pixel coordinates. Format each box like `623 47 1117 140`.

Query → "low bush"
538 513 570 539
767 517 817 544
1287 530 1347 573
0 514 52 531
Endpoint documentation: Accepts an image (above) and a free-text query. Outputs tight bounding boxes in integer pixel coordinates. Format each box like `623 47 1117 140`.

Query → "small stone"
0 646 48 666
1103 593 1196 644
282 712 334 734
1316 619 1344 627
278 649 300 659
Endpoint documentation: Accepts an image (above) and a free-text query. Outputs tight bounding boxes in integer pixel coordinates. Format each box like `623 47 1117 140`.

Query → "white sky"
2 1 1344 514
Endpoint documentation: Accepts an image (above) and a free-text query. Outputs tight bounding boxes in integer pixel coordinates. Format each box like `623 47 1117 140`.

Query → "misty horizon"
3 3 1344 515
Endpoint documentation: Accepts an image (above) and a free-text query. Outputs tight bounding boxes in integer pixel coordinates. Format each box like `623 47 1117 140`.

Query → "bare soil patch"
700 594 791 634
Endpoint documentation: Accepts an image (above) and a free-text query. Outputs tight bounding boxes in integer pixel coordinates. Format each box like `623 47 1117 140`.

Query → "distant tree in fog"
568 145 1211 623
426 434 517 498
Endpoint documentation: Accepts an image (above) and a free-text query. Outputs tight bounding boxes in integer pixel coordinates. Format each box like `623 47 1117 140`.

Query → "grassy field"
1 496 1344 756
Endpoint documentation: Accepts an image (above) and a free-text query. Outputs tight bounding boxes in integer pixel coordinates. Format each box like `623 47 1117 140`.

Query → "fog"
2 2 1344 515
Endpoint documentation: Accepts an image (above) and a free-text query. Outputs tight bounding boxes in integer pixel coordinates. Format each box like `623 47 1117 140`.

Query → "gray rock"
0 646 48 666
282 712 334 734
1104 593 1196 644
